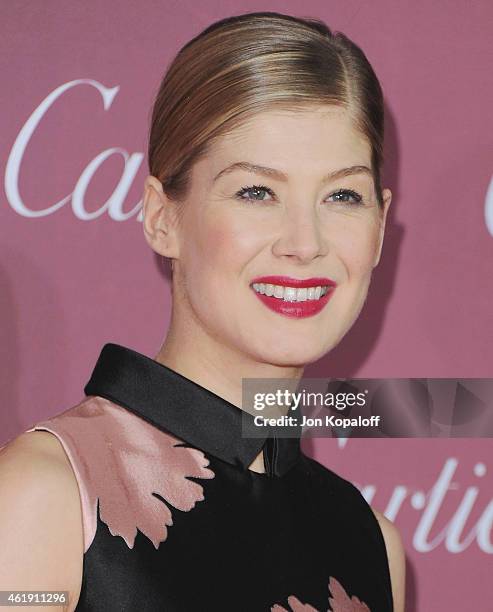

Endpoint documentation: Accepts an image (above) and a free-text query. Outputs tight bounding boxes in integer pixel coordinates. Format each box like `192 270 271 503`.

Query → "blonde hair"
148 11 386 208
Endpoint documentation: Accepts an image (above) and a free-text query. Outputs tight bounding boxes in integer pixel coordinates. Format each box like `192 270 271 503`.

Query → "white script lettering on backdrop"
356 457 492 554
335 433 492 555
5 79 493 237
4 79 144 221
485 175 493 237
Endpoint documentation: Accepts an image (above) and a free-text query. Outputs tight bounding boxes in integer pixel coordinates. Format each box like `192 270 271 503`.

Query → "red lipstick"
250 275 337 319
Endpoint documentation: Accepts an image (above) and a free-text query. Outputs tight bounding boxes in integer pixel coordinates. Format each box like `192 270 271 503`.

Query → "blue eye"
327 189 363 205
234 185 364 206
235 184 275 202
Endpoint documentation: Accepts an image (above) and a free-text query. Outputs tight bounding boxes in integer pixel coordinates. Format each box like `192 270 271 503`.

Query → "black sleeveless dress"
26 343 393 611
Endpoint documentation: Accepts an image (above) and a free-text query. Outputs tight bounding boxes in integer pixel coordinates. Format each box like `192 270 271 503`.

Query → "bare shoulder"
370 507 406 612
0 431 84 611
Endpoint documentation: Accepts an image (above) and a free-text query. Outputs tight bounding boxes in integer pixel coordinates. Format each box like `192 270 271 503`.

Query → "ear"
141 176 181 260
373 188 392 268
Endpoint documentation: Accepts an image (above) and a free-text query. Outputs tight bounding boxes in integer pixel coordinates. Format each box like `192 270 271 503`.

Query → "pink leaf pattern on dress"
26 395 215 552
272 596 319 611
271 576 371 612
328 577 371 611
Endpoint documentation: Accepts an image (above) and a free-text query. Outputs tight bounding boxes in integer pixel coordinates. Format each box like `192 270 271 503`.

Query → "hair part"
148 11 385 209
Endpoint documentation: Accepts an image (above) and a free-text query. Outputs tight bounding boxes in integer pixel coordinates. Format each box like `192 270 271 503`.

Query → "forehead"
206 105 371 173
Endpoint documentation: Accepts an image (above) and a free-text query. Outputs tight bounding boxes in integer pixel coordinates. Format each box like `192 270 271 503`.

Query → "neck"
154 311 305 473
155 315 305 410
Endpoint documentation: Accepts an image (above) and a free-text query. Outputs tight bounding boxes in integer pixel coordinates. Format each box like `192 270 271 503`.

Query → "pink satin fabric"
25 395 215 552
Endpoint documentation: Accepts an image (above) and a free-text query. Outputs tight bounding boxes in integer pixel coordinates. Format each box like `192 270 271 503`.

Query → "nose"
271 206 329 264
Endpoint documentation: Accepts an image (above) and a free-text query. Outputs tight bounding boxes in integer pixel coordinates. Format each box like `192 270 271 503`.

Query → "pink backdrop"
1 1 492 609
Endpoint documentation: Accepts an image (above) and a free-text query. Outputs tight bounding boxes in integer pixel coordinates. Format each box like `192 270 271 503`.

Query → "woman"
0 11 405 612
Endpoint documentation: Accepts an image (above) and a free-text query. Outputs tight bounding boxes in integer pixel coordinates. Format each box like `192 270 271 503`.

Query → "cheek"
199 214 263 273
333 220 380 278
203 226 233 261
185 211 262 279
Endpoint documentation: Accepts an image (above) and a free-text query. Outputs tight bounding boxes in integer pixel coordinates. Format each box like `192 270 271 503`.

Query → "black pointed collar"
83 343 302 477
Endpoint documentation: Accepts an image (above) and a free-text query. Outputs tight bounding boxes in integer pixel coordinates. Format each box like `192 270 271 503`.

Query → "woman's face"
151 106 391 367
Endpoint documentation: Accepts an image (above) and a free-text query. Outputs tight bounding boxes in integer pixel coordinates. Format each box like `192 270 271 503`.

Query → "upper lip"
250 275 337 288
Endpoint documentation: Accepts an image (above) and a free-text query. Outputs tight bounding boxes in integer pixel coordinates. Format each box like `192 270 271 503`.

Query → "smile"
252 283 330 302
250 275 337 319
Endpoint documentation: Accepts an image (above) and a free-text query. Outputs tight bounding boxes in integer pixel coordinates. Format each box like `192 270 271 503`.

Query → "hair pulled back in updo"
148 11 386 208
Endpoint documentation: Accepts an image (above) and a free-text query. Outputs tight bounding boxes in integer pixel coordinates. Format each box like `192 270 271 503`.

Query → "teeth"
252 283 331 302
273 285 284 298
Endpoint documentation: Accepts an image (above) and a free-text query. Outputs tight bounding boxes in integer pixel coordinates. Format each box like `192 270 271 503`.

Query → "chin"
250 342 325 368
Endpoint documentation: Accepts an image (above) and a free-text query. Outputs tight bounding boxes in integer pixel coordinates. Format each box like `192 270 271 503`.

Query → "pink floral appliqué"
26 396 215 552
271 576 371 612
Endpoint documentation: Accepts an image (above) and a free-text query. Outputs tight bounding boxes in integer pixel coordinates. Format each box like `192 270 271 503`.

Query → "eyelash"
234 184 364 206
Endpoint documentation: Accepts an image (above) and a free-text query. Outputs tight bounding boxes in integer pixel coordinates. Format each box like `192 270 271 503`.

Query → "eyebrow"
213 161 373 183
